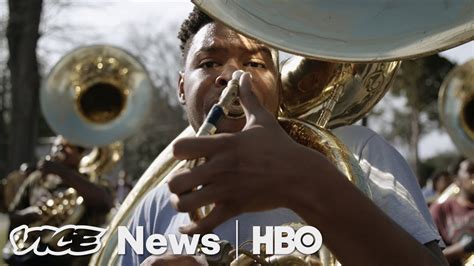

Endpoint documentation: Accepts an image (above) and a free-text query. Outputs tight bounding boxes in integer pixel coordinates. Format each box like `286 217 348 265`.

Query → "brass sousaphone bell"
91 1 473 265
41 45 153 147
435 60 474 205
193 0 473 63
438 59 474 160
39 44 152 222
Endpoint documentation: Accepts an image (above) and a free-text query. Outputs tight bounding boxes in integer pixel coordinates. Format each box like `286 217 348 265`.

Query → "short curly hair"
178 7 213 59
177 6 279 69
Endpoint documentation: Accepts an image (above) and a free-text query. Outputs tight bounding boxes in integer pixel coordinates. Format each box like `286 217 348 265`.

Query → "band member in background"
122 7 447 266
424 171 454 206
3 136 113 266
431 159 474 266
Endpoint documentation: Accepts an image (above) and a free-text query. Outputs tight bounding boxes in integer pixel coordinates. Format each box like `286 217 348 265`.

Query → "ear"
177 71 185 105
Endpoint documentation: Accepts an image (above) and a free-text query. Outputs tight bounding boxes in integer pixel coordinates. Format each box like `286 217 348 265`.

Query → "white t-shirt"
119 125 441 265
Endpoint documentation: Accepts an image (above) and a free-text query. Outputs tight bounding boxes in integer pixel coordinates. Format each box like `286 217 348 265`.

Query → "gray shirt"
120 125 441 265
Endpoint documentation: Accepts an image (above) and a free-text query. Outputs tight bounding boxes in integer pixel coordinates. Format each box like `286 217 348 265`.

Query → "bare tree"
1 1 99 177
382 55 454 178
6 0 43 172
122 21 187 179
38 0 102 70
126 21 185 105
0 3 9 177
3 1 187 179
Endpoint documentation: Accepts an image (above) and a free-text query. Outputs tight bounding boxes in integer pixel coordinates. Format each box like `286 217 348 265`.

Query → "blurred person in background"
424 171 454 206
2 136 114 266
430 159 474 265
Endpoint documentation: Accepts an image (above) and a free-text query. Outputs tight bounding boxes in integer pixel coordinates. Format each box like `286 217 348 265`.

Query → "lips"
206 96 245 122
226 98 245 119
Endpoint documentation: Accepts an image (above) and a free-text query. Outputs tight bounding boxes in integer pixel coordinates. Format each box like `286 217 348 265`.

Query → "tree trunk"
409 108 420 182
0 67 8 177
6 0 43 172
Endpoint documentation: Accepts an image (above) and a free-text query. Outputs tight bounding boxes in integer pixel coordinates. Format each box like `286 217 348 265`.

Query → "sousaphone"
435 59 474 265
6 45 153 257
91 1 473 265
438 59 474 160
435 59 474 206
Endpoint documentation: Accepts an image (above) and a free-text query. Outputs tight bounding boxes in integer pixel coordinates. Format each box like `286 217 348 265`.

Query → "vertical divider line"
235 219 239 259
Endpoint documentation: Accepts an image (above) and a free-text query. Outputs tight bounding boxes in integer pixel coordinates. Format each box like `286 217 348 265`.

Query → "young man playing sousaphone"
122 7 448 266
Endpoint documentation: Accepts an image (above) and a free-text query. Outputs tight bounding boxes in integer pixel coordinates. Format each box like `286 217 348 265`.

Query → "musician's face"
179 22 280 133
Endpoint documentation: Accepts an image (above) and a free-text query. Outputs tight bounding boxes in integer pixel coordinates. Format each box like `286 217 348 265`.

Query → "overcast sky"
2 0 473 159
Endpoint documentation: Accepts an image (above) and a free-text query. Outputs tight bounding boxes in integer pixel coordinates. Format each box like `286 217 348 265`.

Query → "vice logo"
9 225 105 256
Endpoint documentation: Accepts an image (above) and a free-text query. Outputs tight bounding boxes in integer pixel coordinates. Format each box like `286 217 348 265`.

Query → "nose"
215 64 239 89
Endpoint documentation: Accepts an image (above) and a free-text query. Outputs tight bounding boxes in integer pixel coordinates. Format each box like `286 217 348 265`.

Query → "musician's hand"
38 157 113 211
169 72 335 234
458 234 474 253
141 254 207 266
443 234 474 263
10 206 42 226
37 159 69 178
